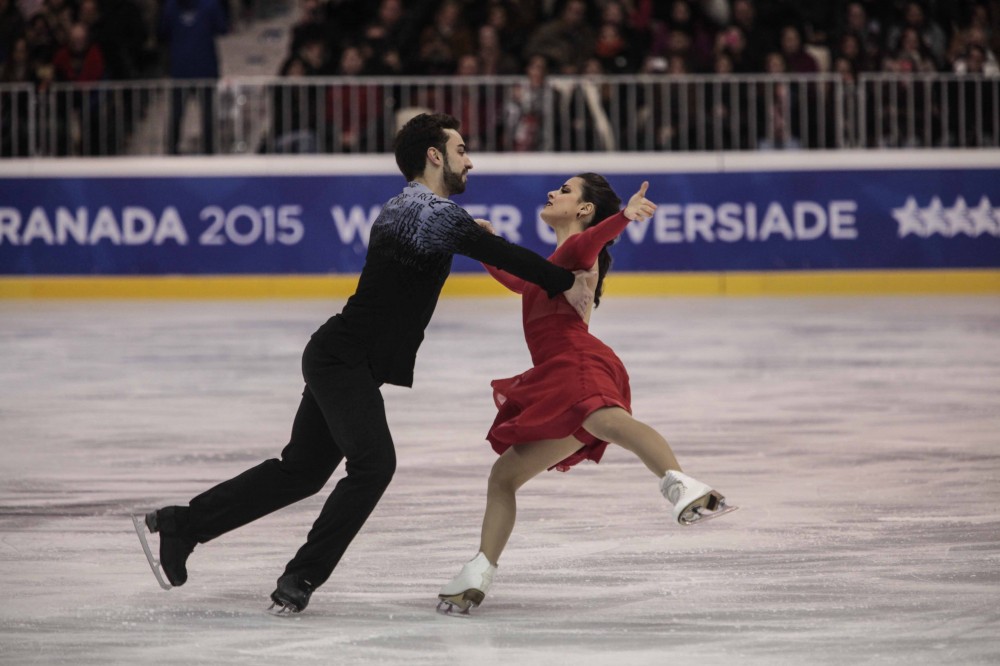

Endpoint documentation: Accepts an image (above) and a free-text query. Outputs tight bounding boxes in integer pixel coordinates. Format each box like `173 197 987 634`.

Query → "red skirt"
486 333 632 472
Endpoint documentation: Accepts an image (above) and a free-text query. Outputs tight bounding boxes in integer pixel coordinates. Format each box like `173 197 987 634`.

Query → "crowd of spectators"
1 0 999 155
263 0 1000 152
275 0 1000 81
0 0 230 154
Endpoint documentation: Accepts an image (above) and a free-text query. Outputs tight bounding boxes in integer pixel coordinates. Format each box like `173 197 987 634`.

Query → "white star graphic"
919 197 951 237
969 196 999 237
944 197 976 237
892 196 925 238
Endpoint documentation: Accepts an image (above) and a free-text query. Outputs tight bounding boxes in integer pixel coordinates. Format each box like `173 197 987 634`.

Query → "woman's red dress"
483 211 633 471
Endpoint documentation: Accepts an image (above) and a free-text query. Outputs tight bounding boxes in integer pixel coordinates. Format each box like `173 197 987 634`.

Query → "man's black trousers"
185 337 396 588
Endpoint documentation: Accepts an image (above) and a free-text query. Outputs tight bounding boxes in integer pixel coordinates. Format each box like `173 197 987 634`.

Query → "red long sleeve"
482 262 527 294
565 211 631 270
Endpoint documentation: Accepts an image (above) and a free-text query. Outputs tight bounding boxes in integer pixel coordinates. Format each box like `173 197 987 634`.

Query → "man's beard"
442 153 466 195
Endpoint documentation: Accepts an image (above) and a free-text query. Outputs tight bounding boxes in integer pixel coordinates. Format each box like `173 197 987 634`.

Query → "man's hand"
563 266 598 319
623 181 656 221
474 218 496 234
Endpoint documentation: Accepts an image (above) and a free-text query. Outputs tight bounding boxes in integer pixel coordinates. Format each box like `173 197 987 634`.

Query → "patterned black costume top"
312 182 575 387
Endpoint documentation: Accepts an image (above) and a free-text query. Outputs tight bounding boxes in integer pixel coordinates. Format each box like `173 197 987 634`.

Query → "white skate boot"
660 470 737 525
437 552 496 616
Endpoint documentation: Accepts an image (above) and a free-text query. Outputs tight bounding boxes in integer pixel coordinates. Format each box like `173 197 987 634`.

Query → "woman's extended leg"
582 406 680 476
479 436 585 565
582 406 734 525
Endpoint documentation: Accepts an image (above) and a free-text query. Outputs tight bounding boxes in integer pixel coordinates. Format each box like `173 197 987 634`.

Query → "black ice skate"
131 507 196 590
268 574 315 616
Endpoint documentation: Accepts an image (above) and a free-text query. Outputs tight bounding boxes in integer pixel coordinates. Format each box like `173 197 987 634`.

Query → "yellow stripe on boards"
1 270 999 299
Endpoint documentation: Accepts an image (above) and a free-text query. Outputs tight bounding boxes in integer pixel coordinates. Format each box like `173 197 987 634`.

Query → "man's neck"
412 175 447 198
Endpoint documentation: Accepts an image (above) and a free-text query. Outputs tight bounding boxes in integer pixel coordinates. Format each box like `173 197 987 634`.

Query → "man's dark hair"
393 113 460 181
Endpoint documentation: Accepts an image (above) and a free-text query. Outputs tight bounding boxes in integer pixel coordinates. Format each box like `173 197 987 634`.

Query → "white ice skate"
436 552 496 616
660 470 737 525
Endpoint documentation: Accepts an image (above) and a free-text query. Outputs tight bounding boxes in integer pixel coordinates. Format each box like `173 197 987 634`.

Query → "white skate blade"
131 514 172 590
436 598 474 617
679 495 739 526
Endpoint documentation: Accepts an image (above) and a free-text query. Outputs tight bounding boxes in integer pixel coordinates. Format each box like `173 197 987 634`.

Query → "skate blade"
131 514 172 591
679 493 739 526
267 601 300 617
436 599 474 617
436 588 484 617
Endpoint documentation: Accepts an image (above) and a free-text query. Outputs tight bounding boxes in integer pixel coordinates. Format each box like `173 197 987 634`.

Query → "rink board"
1 151 998 296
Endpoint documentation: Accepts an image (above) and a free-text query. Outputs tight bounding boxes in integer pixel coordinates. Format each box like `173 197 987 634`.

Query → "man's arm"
464 232 572 297
432 204 591 315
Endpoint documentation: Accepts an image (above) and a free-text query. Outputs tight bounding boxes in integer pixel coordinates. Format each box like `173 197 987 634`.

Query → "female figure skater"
437 174 735 614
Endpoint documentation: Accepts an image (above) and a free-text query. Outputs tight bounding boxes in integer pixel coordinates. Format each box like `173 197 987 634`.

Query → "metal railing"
1 73 997 158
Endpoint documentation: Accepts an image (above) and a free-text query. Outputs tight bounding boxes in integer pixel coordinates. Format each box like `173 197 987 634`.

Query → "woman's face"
540 177 589 228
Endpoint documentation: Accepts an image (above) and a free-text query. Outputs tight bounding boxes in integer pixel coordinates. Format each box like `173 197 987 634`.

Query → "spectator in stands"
886 1 948 70
594 1 644 73
269 47 322 153
729 0 769 72
483 1 529 67
834 30 876 74
362 0 408 74
839 1 883 74
554 56 618 151
447 52 498 151
950 44 997 145
0 0 24 67
51 22 105 155
666 0 717 72
52 22 104 83
417 0 474 74
523 0 595 73
886 25 938 73
503 53 547 151
325 43 383 152
288 0 324 57
24 13 55 71
595 21 638 74
779 24 820 72
79 0 149 80
160 0 228 154
715 24 756 73
476 24 518 75
39 0 74 49
705 49 737 149
1 36 35 155
950 24 1000 75
663 25 696 74
955 42 992 74
757 52 802 150
1 35 31 83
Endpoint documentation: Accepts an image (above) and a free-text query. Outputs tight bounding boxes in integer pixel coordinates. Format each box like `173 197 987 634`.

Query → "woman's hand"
474 218 497 234
623 181 656 221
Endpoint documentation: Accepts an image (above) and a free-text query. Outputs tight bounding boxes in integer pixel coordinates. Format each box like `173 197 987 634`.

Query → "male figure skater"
133 113 592 614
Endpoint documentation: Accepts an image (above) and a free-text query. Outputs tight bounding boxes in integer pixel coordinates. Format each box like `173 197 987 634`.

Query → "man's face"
441 129 472 196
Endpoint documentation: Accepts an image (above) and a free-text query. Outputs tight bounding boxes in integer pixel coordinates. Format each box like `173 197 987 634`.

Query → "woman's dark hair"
575 172 622 307
393 113 460 181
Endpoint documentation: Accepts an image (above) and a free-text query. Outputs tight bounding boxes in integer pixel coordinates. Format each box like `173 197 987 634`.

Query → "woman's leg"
479 436 585 565
582 407 681 476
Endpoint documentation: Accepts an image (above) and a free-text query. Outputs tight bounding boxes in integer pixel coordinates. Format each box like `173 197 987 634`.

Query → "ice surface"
1 296 998 665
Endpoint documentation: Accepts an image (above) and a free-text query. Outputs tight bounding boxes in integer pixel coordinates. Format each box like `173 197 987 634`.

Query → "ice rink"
1 295 998 665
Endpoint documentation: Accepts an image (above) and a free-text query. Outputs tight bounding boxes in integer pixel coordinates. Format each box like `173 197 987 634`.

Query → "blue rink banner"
1 168 998 275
